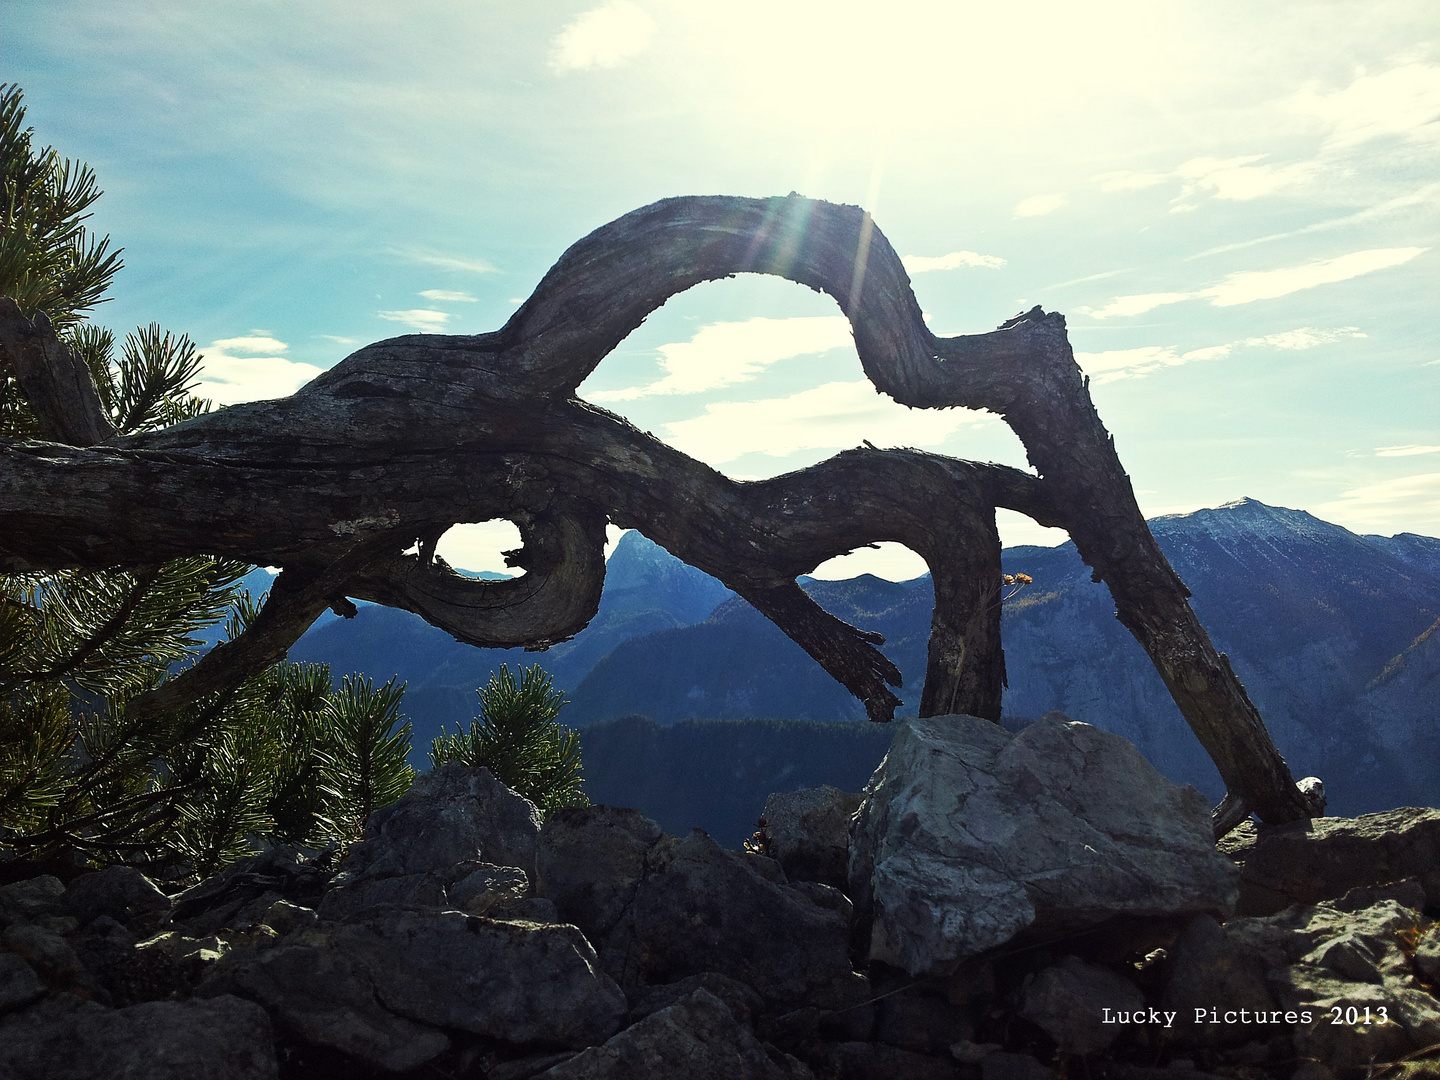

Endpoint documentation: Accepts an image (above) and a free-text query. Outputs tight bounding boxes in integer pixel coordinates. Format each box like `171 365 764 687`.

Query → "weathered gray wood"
0 194 1313 825
0 299 114 445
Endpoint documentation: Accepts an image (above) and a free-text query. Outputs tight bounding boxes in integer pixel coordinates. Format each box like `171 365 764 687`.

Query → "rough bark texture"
0 193 1312 825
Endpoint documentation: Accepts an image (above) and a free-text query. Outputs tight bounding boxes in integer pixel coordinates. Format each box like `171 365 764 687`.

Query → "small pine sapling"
429 664 587 814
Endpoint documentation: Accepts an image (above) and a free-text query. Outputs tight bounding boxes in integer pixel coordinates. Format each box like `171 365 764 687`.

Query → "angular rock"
537 804 665 942
317 870 447 920
790 880 853 920
603 829 868 1012
763 786 863 890
259 899 317 936
0 875 65 925
1414 924 1440 984
1019 955 1146 1055
3 921 84 985
0 953 44 1013
874 986 974 1055
170 847 329 936
343 763 541 884
1232 807 1440 916
0 993 277 1079
850 714 1238 976
63 865 171 930
980 1053 1057 1080
451 862 531 913
1159 915 1275 1049
202 934 450 1072
630 972 766 1027
203 908 626 1069
346 911 625 1044
1164 896 1440 1065
805 1041 961 1080
72 916 189 1007
491 1052 579 1080
537 988 811 1080
488 896 560 922
1101 1067 1231 1080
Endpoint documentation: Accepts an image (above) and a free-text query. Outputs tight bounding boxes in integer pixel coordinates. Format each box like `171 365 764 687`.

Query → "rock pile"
1 715 1438 1079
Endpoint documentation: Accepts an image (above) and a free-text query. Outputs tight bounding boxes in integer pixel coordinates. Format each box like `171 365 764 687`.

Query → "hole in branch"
432 520 523 578
810 542 928 583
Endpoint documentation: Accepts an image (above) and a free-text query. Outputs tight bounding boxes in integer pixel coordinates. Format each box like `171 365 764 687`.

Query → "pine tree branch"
20 566 160 682
123 561 343 723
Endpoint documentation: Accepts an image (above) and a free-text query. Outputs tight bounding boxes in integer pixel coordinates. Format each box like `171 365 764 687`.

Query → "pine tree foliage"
430 664 587 814
318 676 415 840
0 85 121 331
0 84 415 879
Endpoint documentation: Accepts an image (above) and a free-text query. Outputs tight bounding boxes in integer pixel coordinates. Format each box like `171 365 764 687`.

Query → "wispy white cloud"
210 334 287 353
587 315 852 402
1243 327 1366 350
551 1 656 72
1377 445 1440 457
1082 248 1426 317
1076 344 1227 383
1317 471 1440 535
1014 193 1067 218
1097 171 1169 193
1101 156 1313 209
662 380 969 464
195 335 324 405
1295 61 1440 151
386 247 498 275
1081 292 1194 319
901 250 1005 274
1173 155 1314 202
1077 326 1364 384
318 334 361 345
1097 60 1440 214
377 309 451 332
419 289 477 302
1206 247 1426 306
1188 182 1440 260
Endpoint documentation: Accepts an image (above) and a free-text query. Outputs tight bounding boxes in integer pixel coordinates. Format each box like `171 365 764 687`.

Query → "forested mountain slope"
285 501 1440 814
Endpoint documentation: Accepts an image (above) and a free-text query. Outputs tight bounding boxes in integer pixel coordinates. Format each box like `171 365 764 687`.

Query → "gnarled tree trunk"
0 194 1315 827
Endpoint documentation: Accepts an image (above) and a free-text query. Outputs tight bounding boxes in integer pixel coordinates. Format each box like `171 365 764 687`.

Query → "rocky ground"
3 714 1440 1079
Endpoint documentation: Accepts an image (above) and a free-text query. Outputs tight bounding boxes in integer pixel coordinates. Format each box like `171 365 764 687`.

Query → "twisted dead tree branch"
0 194 1315 827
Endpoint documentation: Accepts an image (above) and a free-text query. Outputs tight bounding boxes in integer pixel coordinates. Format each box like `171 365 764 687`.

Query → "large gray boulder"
537 988 812 1080
0 993 277 1079
849 714 1237 976
201 909 627 1071
762 786 862 890
321 764 543 919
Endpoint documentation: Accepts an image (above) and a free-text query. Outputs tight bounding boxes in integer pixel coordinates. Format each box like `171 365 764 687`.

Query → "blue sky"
10 1 1440 578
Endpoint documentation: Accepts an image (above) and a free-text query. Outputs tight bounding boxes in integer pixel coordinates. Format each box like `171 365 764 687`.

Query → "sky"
9 0 1440 579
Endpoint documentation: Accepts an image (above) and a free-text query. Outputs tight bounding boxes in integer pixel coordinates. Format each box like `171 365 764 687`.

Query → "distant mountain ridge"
284 500 1440 816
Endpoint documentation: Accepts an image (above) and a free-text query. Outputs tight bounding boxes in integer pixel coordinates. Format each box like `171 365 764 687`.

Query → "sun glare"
673 0 1180 138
